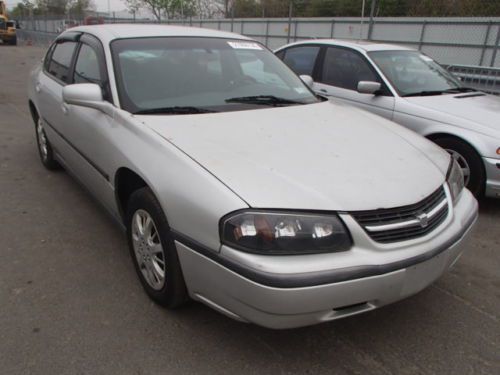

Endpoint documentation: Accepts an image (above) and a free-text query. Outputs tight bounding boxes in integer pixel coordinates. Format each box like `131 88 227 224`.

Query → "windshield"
368 50 462 97
111 37 318 114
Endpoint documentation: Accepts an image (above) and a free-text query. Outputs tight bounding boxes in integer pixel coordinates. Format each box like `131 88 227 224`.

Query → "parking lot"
0 45 499 375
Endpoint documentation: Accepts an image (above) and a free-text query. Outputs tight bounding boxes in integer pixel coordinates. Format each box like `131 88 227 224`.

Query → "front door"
314 46 395 120
62 35 117 214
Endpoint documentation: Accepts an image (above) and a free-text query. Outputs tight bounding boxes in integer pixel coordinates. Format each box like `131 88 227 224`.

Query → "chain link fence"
17 14 500 68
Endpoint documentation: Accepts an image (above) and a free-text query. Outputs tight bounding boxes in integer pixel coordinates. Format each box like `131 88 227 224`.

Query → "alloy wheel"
445 148 471 186
131 209 166 290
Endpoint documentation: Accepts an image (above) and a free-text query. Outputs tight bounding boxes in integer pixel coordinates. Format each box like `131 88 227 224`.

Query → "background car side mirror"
357 81 382 95
63 83 113 115
299 74 314 89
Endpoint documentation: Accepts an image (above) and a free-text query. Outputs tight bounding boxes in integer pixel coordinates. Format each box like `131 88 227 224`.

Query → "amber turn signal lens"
497 147 500 156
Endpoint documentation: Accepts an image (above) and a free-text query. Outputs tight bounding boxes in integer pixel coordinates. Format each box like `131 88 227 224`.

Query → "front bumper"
175 189 478 329
484 157 500 198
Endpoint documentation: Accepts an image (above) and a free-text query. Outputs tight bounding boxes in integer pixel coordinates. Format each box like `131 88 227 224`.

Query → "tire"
126 187 188 308
10 37 17 46
35 117 60 170
433 136 485 197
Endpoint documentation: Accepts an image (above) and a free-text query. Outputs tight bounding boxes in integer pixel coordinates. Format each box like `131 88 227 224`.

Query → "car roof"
277 39 414 53
66 24 253 45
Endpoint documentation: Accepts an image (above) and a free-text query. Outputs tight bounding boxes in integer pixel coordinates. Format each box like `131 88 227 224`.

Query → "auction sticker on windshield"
227 41 262 50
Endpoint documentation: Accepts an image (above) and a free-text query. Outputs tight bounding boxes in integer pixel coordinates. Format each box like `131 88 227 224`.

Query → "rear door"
277 45 321 78
36 35 79 158
313 46 395 120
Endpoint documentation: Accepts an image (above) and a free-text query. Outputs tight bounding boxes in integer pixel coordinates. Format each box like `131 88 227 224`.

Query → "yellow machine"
0 0 17 45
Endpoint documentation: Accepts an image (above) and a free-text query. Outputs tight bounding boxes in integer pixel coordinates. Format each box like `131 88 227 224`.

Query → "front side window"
111 37 319 114
368 50 462 97
281 46 320 76
320 47 378 91
73 44 102 84
48 41 77 83
43 44 55 71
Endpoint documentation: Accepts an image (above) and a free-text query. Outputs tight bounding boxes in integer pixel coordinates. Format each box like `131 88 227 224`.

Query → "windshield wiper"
442 87 478 93
133 106 218 115
402 87 478 97
225 95 306 106
402 90 447 97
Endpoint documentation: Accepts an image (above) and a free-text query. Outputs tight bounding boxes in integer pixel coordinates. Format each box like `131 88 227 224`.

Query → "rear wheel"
10 37 17 46
433 136 485 197
126 187 188 308
35 117 59 170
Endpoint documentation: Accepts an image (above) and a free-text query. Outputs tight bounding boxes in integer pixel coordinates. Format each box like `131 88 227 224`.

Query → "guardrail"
447 64 500 95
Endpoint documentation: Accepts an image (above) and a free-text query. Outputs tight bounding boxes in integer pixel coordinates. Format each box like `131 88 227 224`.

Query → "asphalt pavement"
0 45 499 375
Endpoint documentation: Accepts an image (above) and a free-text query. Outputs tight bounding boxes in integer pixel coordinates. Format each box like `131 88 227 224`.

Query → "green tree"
10 0 36 17
36 0 69 15
68 0 94 18
125 0 197 20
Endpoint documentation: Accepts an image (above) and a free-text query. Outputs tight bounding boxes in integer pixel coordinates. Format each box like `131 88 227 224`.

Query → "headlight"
447 158 465 203
220 211 352 255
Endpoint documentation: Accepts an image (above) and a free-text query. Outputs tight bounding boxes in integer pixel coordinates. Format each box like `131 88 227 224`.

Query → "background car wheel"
35 118 60 170
126 187 188 308
433 136 485 197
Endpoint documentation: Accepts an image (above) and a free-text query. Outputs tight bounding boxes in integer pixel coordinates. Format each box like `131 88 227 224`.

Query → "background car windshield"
368 50 462 96
111 37 318 113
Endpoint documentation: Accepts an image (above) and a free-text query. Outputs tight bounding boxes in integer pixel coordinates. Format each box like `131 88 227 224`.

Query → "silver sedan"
276 40 500 199
28 25 477 329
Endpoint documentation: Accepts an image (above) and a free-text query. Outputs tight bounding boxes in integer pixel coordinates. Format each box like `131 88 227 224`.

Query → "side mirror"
357 81 382 95
299 74 314 89
63 83 113 115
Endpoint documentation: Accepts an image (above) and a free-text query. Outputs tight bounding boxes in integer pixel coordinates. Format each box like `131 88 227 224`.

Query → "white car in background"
276 40 500 198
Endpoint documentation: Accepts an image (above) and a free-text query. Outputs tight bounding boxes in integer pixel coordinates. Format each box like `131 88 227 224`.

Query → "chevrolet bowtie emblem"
416 212 429 228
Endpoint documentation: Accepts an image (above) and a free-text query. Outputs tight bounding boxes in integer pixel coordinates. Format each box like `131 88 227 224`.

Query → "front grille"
350 186 449 244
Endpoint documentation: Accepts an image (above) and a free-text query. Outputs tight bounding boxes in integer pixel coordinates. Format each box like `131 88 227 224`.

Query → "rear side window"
281 46 320 76
73 44 102 84
320 47 378 90
48 41 77 83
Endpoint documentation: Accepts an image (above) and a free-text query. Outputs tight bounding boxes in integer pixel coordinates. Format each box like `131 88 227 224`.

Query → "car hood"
404 93 500 132
138 101 449 211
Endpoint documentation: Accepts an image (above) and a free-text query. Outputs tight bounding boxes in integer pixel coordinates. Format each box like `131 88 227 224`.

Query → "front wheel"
433 137 485 197
126 187 188 308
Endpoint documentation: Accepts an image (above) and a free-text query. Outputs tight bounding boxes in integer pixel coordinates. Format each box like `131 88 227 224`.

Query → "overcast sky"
4 0 128 11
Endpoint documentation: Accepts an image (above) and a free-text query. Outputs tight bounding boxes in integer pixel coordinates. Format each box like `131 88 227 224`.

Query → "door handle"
61 103 69 115
319 88 328 93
